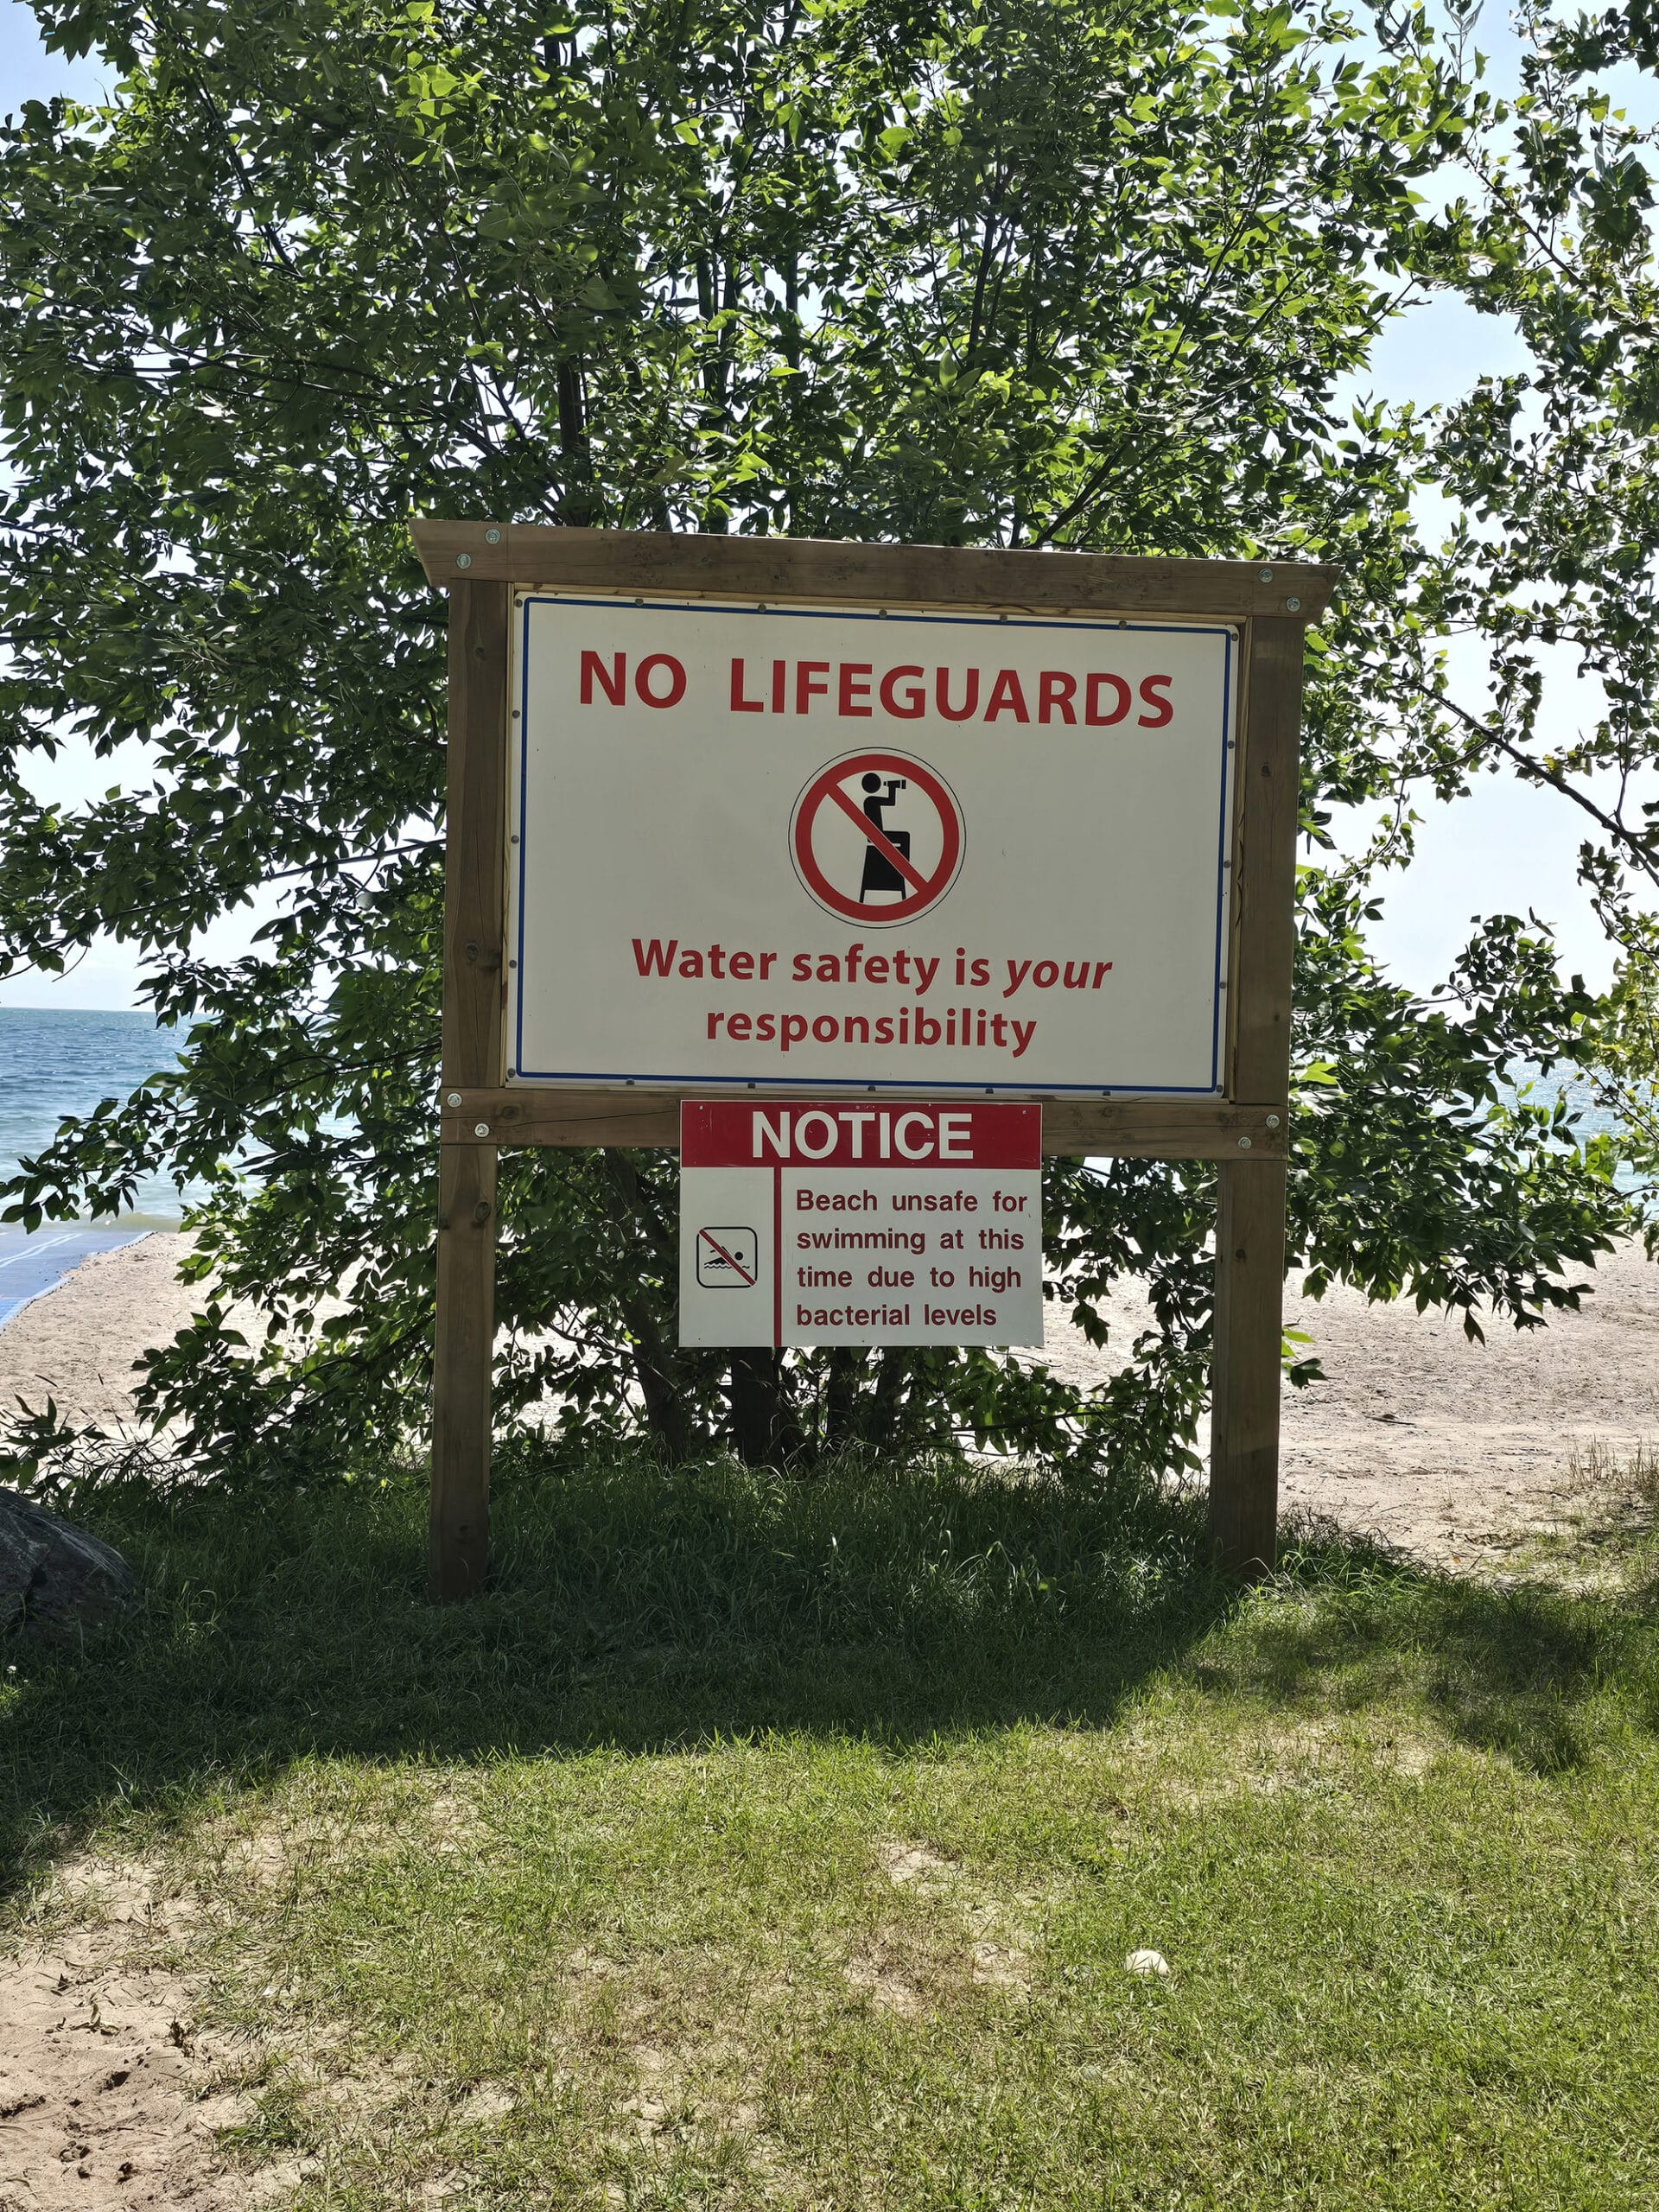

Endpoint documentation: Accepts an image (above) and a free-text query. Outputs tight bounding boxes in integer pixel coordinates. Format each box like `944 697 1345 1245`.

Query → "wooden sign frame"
411 522 1336 1602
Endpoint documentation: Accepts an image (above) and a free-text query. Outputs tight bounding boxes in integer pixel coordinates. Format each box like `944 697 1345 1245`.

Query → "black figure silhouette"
858 772 911 902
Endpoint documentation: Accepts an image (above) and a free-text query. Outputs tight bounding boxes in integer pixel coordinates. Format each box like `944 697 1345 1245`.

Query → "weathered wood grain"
1209 614 1306 1576
430 580 510 1603
1211 1157 1289 1579
430 1141 496 1602
440 581 509 1090
437 1087 1287 1160
410 520 1337 621
1224 617 1303 1103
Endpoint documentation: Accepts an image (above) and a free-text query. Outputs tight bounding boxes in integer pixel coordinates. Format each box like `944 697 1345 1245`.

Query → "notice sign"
509 596 1236 1095
678 1099 1043 1349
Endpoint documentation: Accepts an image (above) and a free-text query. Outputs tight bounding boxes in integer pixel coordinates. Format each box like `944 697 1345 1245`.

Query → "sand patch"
0 1239 201 1439
1029 1241 1659 1565
844 1938 930 2019
0 1903 272 2209
0 1847 490 2209
874 1840 953 1887
968 1939 1031 1993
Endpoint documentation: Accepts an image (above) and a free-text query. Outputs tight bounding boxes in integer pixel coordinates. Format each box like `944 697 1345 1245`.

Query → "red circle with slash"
789 751 964 925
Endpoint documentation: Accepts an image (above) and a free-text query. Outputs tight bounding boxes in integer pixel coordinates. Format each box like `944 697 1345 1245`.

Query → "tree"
0 0 1626 1486
1319 0 1659 1236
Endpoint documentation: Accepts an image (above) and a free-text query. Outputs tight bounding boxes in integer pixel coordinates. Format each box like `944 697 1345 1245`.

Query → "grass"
3 1453 1659 2208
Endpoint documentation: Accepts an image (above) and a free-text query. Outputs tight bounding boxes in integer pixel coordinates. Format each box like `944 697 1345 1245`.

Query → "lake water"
0 1007 196 1229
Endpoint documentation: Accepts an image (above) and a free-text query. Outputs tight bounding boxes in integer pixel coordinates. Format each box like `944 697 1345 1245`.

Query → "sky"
0 0 1654 1011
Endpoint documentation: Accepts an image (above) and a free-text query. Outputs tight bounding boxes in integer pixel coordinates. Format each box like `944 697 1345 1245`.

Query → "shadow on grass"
1211 1517 1659 1773
3 1454 1655 1894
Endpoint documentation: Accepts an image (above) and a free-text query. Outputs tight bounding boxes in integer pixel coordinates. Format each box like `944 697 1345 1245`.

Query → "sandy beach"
3 1230 1654 1564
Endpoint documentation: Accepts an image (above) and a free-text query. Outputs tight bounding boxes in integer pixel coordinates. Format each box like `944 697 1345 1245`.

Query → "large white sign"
508 595 1236 1095
679 1100 1043 1348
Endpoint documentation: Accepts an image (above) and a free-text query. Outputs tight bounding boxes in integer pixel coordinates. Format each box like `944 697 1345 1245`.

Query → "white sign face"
509 594 1236 1095
679 1101 1043 1348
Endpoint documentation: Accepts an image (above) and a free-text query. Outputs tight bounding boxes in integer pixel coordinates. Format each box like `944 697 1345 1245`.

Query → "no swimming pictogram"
789 750 964 925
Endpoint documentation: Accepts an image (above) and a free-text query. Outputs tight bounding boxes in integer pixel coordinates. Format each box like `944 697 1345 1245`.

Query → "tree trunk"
823 1345 860 1449
728 1348 806 1467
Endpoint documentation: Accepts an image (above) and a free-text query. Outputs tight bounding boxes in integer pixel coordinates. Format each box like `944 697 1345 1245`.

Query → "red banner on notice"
681 1098 1040 1171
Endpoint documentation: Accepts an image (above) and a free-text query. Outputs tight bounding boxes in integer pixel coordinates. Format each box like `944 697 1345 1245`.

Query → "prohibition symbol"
696 1225 759 1288
790 750 964 925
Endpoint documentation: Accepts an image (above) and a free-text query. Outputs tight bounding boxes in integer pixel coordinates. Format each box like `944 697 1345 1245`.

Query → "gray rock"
0 1485 137 1637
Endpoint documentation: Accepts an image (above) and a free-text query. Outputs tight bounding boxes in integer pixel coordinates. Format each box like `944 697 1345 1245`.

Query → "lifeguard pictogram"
790 750 964 925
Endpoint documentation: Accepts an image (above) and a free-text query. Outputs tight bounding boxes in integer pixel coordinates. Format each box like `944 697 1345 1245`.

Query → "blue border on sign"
512 597 1236 1096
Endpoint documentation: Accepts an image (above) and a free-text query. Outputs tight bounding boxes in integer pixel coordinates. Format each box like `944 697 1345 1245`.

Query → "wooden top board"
410 521 1338 622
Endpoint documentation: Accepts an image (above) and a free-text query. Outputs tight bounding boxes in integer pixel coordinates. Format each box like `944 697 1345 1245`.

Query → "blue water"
0 1007 197 1230
1509 1070 1632 1174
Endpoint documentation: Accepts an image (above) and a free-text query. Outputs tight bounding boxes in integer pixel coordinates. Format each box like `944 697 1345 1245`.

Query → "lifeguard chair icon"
858 772 910 903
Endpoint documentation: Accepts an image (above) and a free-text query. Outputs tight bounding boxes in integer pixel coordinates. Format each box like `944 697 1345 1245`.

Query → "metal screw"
511 833 519 843
1259 567 1274 582
446 1091 462 1107
1286 596 1301 613
1266 1114 1281 1128
455 552 472 569
484 526 502 545
1237 1135 1252 1149
509 958 518 968
474 1122 491 1137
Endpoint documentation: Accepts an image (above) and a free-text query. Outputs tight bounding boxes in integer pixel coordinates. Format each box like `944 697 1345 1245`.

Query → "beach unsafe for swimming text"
507 594 1237 1095
678 1098 1045 1348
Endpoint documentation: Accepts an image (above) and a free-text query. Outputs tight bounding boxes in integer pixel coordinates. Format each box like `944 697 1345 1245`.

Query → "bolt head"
1286 596 1301 613
484 526 502 544
474 1122 491 1138
1266 1114 1281 1128
1259 567 1274 582
1237 1135 1252 1149
446 1091 462 1107
455 552 472 569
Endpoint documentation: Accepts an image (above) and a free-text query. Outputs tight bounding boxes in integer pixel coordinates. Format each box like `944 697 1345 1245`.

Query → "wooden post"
430 575 509 1601
1210 614 1305 1577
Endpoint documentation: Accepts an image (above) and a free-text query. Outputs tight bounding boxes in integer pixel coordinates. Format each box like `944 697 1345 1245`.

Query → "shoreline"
0 1224 155 1330
2 1231 1654 1567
